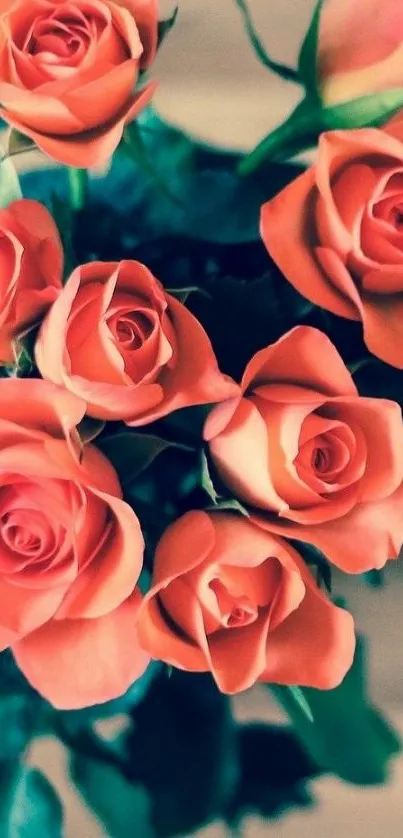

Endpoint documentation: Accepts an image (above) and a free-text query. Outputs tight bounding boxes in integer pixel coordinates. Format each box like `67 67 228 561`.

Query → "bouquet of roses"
0 0 403 834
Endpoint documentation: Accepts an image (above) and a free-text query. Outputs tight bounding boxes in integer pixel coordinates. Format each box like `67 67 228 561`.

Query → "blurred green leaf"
157 5 178 47
71 754 155 838
0 155 21 208
271 636 401 785
98 431 190 486
51 193 75 279
298 0 324 97
0 765 63 838
0 695 36 762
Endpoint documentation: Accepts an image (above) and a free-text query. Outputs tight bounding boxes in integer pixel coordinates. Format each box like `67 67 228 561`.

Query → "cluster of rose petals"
0 378 148 709
0 0 158 166
138 511 355 694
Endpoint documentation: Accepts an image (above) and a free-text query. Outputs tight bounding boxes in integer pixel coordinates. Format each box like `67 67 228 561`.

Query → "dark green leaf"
0 765 63 838
51 193 75 279
98 431 187 485
234 0 300 83
298 0 325 97
127 670 238 837
200 450 220 504
271 636 401 784
157 5 178 47
0 695 36 762
364 570 385 589
225 724 318 826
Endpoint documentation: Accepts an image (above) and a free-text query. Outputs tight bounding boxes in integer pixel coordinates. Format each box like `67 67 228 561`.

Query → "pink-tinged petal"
0 577 66 636
260 588 355 689
13 590 150 709
153 511 216 586
137 594 207 672
361 294 403 368
323 397 403 501
208 397 285 512
0 378 86 438
70 376 163 421
242 327 357 397
261 170 358 320
0 83 84 134
314 247 363 313
57 492 144 619
204 397 242 442
62 60 139 129
252 481 403 573
114 0 158 67
208 611 272 694
9 199 63 287
319 0 403 79
126 293 238 426
0 83 156 168
331 163 379 232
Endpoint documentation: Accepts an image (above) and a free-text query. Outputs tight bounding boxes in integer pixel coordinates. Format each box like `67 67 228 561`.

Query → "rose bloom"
261 128 403 369
138 511 355 694
205 326 403 573
0 199 62 365
319 0 403 104
0 0 158 167
35 259 238 424
0 378 148 709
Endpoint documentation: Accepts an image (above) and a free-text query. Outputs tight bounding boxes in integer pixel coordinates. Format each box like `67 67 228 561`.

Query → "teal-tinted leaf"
0 765 63 838
364 570 385 589
271 636 401 785
157 5 178 47
286 686 314 723
70 754 155 838
298 0 325 97
0 695 36 762
51 193 75 279
0 155 21 208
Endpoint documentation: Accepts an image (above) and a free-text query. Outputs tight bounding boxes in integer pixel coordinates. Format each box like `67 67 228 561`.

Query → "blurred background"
23 1 403 835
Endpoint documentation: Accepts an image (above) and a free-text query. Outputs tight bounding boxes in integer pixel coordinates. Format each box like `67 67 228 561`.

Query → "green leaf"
70 754 155 838
67 167 88 210
286 687 314 723
98 431 184 485
201 450 220 504
271 636 401 785
234 0 300 83
0 155 21 208
298 0 325 97
0 765 63 838
322 87 403 129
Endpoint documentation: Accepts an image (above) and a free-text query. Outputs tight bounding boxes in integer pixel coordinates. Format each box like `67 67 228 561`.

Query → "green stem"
238 100 322 174
234 0 300 84
68 167 89 211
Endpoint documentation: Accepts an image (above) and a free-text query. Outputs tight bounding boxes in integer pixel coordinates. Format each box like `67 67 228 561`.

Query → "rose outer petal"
13 589 150 709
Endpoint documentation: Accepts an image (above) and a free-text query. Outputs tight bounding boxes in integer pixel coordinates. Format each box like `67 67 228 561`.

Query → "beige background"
24 1 403 836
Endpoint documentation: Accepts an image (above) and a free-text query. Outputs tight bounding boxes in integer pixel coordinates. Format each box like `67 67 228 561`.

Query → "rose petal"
13 589 150 709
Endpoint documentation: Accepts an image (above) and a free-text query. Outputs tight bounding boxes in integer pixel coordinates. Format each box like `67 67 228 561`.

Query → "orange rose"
0 0 158 167
261 128 403 369
138 511 355 693
35 259 238 424
205 327 403 573
0 199 62 364
319 0 403 104
0 378 148 709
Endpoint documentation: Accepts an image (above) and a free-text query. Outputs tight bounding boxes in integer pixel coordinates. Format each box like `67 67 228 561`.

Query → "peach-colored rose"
0 378 148 709
0 199 63 364
261 128 403 370
138 511 355 693
205 327 403 573
35 259 238 424
0 0 158 167
319 0 403 104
